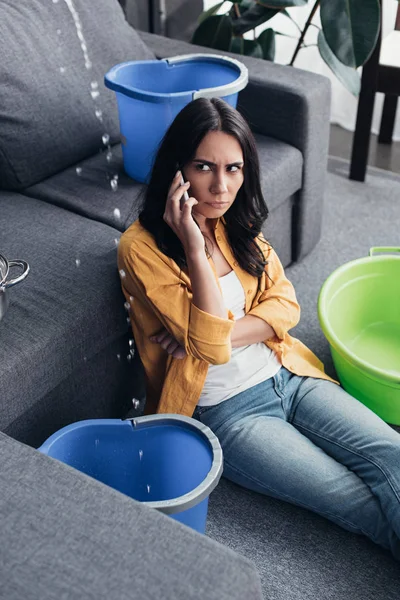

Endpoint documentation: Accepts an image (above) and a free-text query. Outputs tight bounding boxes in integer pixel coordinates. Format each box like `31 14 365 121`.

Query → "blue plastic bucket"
104 53 248 183
37 415 223 533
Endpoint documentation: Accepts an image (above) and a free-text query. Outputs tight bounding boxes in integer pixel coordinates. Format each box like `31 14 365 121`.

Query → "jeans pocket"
196 404 216 418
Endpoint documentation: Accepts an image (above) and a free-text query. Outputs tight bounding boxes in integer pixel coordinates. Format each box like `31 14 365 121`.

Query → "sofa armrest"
0 431 264 600
138 31 331 262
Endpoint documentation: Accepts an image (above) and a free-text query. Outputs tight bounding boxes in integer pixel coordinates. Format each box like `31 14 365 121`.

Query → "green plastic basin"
318 247 400 424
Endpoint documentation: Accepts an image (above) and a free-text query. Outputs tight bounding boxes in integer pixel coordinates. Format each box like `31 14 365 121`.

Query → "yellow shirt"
117 218 338 417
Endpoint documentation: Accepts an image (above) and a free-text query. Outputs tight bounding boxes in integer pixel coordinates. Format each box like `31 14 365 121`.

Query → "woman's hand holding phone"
163 170 205 256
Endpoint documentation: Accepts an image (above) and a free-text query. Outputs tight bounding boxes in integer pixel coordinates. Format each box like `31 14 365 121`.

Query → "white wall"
202 0 400 141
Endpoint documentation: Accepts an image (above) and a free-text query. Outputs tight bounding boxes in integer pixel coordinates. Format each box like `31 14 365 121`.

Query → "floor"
329 124 400 175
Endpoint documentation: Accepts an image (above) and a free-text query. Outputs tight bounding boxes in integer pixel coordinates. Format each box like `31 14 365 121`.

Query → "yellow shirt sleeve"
247 236 300 341
118 237 235 365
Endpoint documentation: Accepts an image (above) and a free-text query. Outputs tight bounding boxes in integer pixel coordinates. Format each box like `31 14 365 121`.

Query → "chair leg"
349 87 376 182
349 9 381 182
378 94 398 144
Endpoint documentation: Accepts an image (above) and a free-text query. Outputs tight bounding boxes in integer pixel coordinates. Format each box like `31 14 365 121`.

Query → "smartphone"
181 174 190 202
177 164 189 209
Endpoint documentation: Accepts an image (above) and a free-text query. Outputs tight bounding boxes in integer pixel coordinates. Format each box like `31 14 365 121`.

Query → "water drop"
130 348 135 357
119 269 126 278
90 90 99 100
113 207 121 219
85 60 92 70
124 301 130 311
102 133 110 145
75 258 81 267
106 151 112 162
95 439 99 447
114 238 119 247
139 450 143 460
116 354 121 361
126 317 131 324
95 109 103 121
129 339 134 347
127 354 132 361
59 67 66 74
76 167 82 176
147 484 151 494
81 42 87 52
132 419 137 428
91 81 99 90
110 179 118 192
132 398 140 410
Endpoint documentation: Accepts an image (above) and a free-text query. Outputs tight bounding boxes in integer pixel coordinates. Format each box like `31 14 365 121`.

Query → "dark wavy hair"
139 97 270 278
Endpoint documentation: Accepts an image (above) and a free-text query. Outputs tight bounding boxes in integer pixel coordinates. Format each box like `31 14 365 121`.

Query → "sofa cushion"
0 0 154 191
0 192 132 434
23 135 303 232
24 144 145 232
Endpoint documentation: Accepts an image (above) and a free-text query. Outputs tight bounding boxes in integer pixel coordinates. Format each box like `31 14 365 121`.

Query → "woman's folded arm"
118 239 234 365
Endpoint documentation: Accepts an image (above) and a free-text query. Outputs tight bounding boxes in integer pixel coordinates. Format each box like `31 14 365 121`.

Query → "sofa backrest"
0 0 155 191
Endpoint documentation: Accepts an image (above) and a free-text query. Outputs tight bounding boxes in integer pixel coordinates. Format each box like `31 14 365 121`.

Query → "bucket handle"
166 54 248 100
369 246 400 257
3 260 30 288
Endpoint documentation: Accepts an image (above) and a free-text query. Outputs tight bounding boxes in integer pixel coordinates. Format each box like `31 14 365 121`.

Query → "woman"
118 97 400 560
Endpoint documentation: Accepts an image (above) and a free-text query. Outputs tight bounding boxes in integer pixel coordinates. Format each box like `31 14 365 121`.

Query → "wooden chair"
349 2 400 181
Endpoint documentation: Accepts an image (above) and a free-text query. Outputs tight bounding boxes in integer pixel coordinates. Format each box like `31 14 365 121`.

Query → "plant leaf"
229 0 255 19
257 28 276 60
243 39 264 58
318 29 361 96
232 3 280 35
191 14 233 51
230 37 263 58
198 1 226 25
236 0 254 8
257 0 308 6
230 37 244 54
320 0 380 68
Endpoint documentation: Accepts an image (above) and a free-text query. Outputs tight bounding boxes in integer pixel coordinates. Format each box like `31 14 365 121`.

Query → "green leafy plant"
192 0 387 96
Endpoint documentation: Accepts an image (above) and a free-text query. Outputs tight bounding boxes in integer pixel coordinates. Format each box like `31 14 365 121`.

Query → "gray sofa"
0 0 331 597
0 1 330 447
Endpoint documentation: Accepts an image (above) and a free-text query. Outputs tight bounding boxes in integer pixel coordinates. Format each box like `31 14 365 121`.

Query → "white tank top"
198 269 281 407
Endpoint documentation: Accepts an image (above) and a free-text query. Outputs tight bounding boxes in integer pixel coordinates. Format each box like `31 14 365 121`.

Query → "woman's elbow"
283 301 300 331
292 306 301 329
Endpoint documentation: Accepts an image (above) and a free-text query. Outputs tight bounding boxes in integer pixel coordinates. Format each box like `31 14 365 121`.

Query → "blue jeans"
193 367 400 560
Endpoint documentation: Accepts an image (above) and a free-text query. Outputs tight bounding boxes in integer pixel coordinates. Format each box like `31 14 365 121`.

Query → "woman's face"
183 130 244 230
